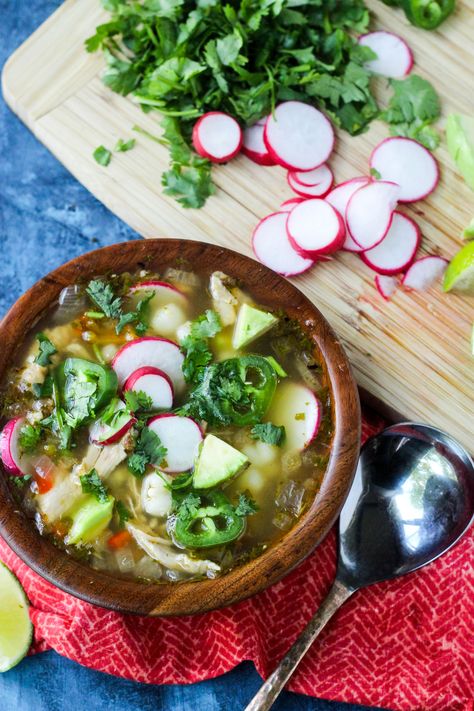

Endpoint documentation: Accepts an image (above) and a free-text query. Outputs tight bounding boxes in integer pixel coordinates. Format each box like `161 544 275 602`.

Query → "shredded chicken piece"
210 272 237 326
37 471 82 522
94 441 127 479
126 523 220 576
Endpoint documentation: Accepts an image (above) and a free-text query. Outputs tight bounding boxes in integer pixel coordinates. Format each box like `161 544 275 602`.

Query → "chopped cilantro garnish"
251 423 285 447
124 389 153 414
176 492 201 520
235 493 259 517
115 500 132 527
180 309 222 384
18 424 41 453
34 333 57 367
381 75 441 150
93 145 112 166
127 426 167 478
32 374 53 399
116 291 154 335
114 138 135 153
86 279 123 319
80 468 109 503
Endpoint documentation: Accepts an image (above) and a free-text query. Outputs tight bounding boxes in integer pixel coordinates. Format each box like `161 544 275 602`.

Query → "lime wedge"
443 241 474 293
0 561 33 672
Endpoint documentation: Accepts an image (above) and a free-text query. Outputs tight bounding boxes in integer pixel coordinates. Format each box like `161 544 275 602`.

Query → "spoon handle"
244 579 354 711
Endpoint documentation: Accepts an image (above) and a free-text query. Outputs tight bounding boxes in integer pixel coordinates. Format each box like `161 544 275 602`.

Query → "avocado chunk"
232 304 278 349
193 434 249 489
67 495 114 545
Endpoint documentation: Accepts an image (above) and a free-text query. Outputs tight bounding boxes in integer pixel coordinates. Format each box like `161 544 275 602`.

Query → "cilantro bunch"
86 0 381 208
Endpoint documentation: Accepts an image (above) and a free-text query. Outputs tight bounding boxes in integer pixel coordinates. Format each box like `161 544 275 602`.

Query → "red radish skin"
90 402 136 446
370 137 439 202
287 171 333 198
290 164 333 189
326 177 370 252
112 337 185 393
147 414 203 473
252 212 314 277
287 199 345 257
375 275 398 301
0 417 32 477
361 211 421 275
264 101 334 171
129 280 187 307
346 180 399 250
192 112 243 163
280 197 305 212
359 31 413 79
402 256 448 291
242 122 276 166
123 366 174 410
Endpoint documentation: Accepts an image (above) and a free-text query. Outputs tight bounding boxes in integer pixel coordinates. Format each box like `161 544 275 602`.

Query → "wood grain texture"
1 0 473 452
0 240 360 615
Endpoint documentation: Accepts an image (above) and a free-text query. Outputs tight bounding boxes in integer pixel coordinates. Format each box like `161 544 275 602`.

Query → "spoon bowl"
246 422 474 711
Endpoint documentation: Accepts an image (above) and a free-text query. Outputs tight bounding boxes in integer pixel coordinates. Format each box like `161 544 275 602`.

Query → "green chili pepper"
402 0 455 29
174 491 245 549
56 357 118 426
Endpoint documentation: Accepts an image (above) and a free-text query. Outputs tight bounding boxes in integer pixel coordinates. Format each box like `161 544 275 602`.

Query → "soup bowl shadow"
0 239 360 616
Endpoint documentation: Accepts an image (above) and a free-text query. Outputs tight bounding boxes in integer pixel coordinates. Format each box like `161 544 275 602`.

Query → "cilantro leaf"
180 310 222 383
93 145 112 166
18 424 41 453
124 389 153 413
115 500 131 527
176 492 201 520
382 75 441 149
32 374 54 398
34 333 57 367
127 426 167 477
114 138 135 152
235 493 259 517
86 279 123 319
116 291 154 335
251 422 285 446
190 310 222 339
80 468 109 503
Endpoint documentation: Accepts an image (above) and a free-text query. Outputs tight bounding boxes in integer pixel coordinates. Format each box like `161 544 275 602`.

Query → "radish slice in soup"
359 31 413 79
90 401 136 446
267 382 321 451
192 112 243 163
369 137 439 202
129 280 187 306
264 101 334 171
123 367 174 410
147 415 203 473
252 212 314 277
0 417 33 477
112 337 185 394
346 180 399 250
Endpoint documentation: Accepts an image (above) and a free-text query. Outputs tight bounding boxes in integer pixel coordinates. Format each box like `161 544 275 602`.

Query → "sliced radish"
346 180 399 250
192 112 243 163
402 256 448 291
287 171 333 198
123 366 174 410
359 31 413 79
375 275 398 301
129 280 187 307
264 101 334 171
90 400 136 446
112 337 185 393
267 382 321 451
361 211 421 275
0 417 33 477
370 137 439 203
147 414 203 473
287 199 345 257
242 122 276 166
290 164 334 188
326 177 370 252
280 197 305 212
252 212 314 277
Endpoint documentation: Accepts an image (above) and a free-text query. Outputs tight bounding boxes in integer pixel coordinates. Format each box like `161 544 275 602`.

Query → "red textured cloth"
0 411 472 711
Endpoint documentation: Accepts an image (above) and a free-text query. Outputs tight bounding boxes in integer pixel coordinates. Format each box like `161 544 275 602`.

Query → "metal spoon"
245 423 474 711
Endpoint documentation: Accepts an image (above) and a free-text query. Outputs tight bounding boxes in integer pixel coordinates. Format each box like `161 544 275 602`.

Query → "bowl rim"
0 238 360 616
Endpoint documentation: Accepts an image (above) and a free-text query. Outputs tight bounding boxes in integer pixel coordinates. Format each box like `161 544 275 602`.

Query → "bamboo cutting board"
2 1 473 451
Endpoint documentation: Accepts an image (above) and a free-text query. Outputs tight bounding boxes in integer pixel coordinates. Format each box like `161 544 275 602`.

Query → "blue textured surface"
0 3 379 711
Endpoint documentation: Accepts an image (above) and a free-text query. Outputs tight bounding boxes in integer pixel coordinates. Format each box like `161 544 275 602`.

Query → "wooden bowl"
0 239 360 616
